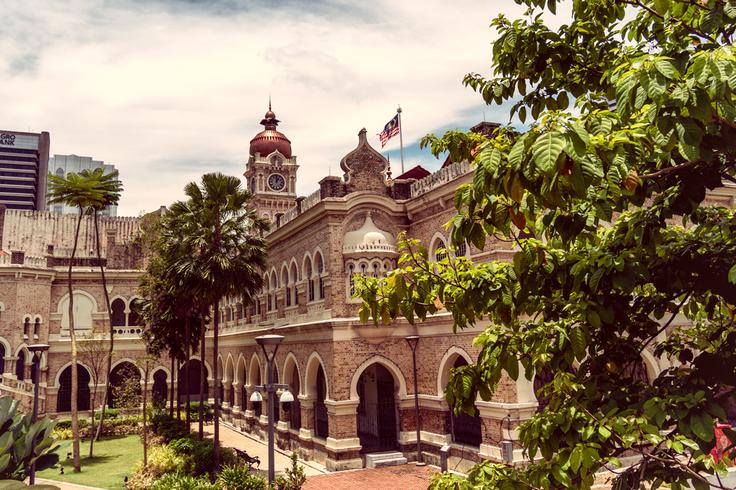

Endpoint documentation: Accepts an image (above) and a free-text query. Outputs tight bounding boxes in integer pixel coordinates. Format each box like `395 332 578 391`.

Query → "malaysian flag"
378 114 400 147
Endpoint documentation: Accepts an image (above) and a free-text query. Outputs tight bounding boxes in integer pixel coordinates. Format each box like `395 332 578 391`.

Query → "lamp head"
279 389 294 403
28 343 50 353
255 334 284 347
250 390 263 403
405 335 420 349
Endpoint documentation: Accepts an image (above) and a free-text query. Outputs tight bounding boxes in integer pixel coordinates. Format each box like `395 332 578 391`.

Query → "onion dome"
343 212 397 255
249 102 292 158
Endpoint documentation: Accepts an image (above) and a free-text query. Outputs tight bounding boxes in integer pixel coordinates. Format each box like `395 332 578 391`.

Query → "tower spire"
269 95 272 112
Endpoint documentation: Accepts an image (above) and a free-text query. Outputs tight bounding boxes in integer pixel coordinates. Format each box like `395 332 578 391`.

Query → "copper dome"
249 104 292 158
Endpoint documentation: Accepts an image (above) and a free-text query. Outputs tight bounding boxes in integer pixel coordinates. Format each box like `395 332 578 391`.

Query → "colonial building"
1 106 733 472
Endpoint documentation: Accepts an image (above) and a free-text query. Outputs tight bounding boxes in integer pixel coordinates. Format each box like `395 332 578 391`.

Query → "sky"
1 0 534 216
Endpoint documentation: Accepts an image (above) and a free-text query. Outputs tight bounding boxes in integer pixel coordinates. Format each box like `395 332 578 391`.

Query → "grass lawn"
37 435 143 490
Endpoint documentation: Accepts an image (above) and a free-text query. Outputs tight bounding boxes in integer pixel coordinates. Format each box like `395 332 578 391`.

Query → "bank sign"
0 132 39 150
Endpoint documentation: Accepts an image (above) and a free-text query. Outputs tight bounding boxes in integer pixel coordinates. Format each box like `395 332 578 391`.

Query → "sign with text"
0 132 40 150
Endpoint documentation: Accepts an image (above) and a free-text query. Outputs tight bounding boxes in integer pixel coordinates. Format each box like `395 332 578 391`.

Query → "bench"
234 448 261 469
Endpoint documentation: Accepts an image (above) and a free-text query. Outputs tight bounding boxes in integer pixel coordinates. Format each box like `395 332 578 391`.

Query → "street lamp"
28 343 49 485
253 334 293 485
405 335 424 465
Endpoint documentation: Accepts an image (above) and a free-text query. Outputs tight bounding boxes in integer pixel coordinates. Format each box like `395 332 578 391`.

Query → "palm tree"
73 168 123 448
174 173 268 467
47 171 110 472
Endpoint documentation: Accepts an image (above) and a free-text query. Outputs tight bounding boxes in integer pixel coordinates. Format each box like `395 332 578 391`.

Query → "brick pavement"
303 464 438 490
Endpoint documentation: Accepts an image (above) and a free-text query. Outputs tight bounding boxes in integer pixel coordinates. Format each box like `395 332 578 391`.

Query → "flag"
378 114 400 148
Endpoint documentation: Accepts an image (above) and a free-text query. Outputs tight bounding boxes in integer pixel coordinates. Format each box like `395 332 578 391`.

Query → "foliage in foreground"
0 480 60 490
358 0 736 489
0 397 59 481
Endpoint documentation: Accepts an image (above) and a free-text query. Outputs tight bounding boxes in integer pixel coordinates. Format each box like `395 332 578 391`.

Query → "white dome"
343 212 396 254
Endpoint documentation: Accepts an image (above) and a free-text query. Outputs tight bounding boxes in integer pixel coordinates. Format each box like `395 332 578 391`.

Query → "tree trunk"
88 385 96 458
198 328 205 440
169 354 175 418
142 368 149 468
93 210 115 442
213 299 220 469
185 317 191 432
176 359 181 420
68 208 84 472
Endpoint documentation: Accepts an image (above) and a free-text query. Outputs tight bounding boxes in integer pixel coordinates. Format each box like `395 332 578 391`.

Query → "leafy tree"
358 1 736 488
78 333 112 457
170 173 268 468
139 206 207 437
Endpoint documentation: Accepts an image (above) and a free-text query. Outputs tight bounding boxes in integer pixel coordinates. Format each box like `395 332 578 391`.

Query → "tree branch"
639 160 702 180
617 0 717 43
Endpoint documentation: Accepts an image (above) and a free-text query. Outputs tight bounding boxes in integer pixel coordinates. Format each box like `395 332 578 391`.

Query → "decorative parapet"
277 188 322 229
409 160 472 198
0 253 47 269
342 242 397 254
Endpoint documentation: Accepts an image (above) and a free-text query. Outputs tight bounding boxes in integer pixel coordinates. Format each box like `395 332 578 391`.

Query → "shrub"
150 413 188 442
216 465 266 490
148 473 219 490
51 427 72 440
94 408 120 420
0 396 59 481
272 453 307 490
143 444 188 478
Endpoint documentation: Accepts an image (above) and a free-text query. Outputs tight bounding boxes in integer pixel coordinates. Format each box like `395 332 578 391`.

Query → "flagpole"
397 105 405 175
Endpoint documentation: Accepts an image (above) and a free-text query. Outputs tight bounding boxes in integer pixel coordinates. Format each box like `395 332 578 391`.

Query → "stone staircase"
364 451 408 468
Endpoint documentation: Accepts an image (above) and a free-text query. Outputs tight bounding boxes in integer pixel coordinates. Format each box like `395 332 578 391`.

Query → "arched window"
454 241 467 257
282 268 290 307
290 263 299 306
128 299 141 326
23 318 30 338
433 239 448 262
0 343 5 376
33 318 40 337
111 299 126 327
305 257 314 302
316 253 325 300
348 263 356 296
450 356 482 447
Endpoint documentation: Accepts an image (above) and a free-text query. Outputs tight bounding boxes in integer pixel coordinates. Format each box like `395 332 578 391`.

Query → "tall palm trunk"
213 299 220 469
185 317 191 431
68 208 84 472
93 210 115 443
198 327 205 439
176 359 181 420
169 354 175 418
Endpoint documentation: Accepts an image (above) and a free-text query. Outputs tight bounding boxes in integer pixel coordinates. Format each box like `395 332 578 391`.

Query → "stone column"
323 399 362 471
5 356 17 379
298 395 314 440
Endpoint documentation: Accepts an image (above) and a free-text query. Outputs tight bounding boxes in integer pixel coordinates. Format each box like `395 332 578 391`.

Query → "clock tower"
244 102 299 224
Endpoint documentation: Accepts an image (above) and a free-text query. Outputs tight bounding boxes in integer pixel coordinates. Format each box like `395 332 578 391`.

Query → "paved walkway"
199 422 327 477
34 478 104 490
303 464 438 490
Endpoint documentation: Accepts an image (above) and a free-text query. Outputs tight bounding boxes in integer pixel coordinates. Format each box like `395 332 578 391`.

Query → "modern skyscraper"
48 154 120 216
0 130 50 211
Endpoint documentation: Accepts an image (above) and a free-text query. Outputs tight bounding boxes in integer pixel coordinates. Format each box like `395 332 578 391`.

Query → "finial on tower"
269 95 272 111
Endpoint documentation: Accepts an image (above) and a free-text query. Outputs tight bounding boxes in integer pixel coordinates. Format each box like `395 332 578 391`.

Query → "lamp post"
252 334 293 485
28 343 49 485
405 335 424 465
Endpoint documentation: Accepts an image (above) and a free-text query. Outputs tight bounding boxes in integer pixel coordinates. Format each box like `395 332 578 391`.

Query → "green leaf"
531 131 565 174
728 264 736 284
654 58 678 79
569 446 582 473
690 413 714 442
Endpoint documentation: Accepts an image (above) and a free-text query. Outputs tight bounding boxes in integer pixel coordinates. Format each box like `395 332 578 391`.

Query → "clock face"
268 173 286 191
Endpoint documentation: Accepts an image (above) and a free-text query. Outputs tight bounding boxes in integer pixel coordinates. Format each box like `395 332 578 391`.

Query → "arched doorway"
152 370 168 408
179 359 208 402
314 365 328 439
109 362 141 409
250 358 262 417
57 364 91 412
284 358 301 431
357 364 397 453
450 357 481 447
15 349 26 380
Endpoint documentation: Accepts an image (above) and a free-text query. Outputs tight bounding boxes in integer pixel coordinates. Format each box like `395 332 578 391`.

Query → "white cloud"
0 0 537 216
